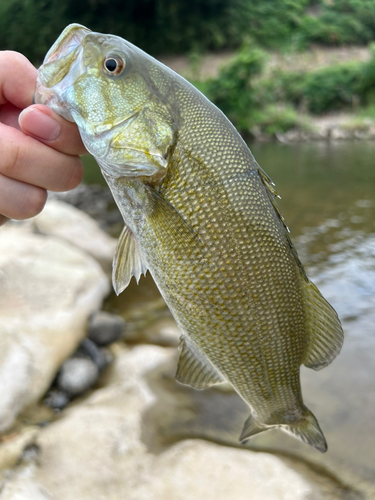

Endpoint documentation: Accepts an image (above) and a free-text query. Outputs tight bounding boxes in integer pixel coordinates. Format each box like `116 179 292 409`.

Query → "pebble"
44 390 71 410
80 338 113 371
57 358 99 396
87 311 125 346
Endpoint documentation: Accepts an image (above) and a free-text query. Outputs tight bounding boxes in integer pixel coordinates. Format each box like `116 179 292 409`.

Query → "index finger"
0 51 37 109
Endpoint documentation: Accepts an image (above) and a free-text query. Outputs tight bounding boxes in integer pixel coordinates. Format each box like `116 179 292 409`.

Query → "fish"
35 24 344 452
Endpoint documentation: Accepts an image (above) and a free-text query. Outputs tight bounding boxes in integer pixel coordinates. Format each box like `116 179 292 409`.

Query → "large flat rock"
0 227 109 433
31 199 117 272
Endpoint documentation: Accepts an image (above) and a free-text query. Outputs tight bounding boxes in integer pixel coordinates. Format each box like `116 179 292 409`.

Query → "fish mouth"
34 24 91 121
44 24 91 67
38 24 90 89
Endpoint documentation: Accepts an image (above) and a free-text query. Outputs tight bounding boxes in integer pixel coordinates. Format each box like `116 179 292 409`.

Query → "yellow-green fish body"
35 24 344 452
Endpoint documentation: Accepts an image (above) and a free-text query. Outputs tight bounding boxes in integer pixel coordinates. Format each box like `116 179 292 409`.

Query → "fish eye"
103 54 125 76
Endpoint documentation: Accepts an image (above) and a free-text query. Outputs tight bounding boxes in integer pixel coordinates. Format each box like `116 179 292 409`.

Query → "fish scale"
156 140 305 415
35 24 344 452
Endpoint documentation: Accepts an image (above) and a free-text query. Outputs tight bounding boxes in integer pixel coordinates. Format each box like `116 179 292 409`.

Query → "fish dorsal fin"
257 166 288 229
112 225 148 295
176 336 225 390
257 166 308 280
302 280 344 371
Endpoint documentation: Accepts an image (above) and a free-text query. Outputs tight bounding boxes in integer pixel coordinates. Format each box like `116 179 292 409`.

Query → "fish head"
35 24 177 180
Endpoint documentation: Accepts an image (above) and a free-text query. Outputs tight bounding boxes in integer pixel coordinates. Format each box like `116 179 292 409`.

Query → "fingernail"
19 108 61 141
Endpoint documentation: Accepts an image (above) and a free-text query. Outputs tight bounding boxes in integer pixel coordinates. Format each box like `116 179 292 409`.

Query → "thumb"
19 104 87 156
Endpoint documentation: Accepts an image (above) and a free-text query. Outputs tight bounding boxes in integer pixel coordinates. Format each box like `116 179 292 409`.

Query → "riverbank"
160 45 375 142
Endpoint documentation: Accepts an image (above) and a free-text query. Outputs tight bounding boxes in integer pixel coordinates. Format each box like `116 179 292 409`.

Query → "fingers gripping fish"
35 24 344 452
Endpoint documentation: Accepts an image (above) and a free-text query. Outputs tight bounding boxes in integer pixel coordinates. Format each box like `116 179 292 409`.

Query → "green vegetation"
264 61 363 114
4 0 375 62
204 45 266 131
3 0 375 137
195 42 375 136
299 1 375 46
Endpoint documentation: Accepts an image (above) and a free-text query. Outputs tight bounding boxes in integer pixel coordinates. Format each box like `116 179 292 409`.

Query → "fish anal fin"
112 225 148 295
176 336 224 390
303 280 344 371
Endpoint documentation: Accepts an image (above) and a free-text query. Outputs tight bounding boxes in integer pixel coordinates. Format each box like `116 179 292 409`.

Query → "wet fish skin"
35 24 344 452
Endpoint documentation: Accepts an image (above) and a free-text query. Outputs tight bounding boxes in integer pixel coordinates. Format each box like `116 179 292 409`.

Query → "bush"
297 62 362 114
252 104 308 135
198 39 375 134
205 45 267 131
257 61 365 114
299 11 372 45
299 0 375 46
229 0 309 48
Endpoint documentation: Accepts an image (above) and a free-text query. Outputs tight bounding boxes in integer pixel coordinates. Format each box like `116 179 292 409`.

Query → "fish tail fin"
282 406 327 453
239 406 327 453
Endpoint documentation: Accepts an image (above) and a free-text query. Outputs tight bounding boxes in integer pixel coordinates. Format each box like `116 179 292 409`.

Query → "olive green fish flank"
35 24 344 452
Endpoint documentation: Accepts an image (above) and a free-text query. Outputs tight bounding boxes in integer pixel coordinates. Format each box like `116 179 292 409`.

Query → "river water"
84 140 375 494
251 141 375 494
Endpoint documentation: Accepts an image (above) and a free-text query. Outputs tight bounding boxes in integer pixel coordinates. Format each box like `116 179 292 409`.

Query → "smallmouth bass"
35 24 344 452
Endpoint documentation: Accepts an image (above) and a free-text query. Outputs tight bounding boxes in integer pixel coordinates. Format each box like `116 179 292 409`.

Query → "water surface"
251 142 375 493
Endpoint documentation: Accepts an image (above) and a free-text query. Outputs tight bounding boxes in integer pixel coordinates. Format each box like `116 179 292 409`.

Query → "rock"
31 199 117 272
140 317 181 346
0 428 39 471
87 311 125 346
0 465 51 500
0 346 353 499
0 226 109 433
79 338 113 371
50 182 123 235
44 390 70 411
57 358 99 396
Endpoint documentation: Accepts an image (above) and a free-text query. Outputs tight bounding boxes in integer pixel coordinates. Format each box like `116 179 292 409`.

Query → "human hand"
0 51 86 226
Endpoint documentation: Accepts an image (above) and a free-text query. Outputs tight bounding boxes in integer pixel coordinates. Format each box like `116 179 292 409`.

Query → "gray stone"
87 311 125 346
0 226 109 433
80 338 113 371
44 390 70 410
57 358 99 396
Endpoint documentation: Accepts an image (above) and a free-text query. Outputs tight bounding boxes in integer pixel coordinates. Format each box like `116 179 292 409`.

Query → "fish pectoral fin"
302 279 344 370
112 225 148 295
147 186 201 252
176 336 225 390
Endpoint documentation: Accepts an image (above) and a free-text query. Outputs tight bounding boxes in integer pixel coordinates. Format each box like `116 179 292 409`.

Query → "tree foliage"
205 45 266 130
0 0 250 62
5 0 375 64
